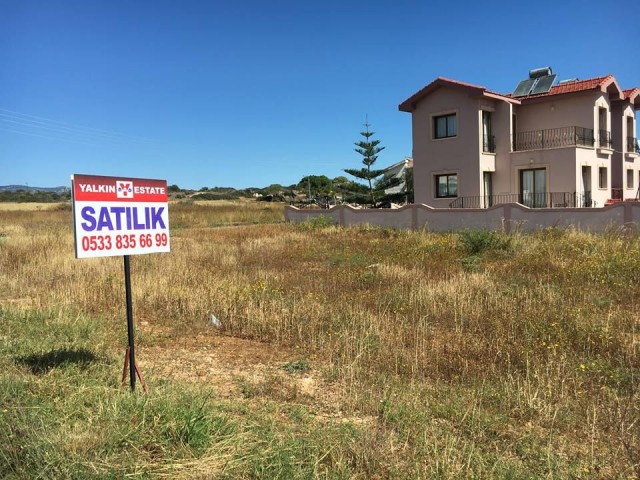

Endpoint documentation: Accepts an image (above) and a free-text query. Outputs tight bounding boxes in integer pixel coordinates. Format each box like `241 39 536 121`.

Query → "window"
520 168 547 208
482 111 494 152
435 174 458 198
598 108 611 148
628 117 637 153
598 167 607 189
598 107 607 130
434 114 457 139
628 169 635 189
483 172 493 207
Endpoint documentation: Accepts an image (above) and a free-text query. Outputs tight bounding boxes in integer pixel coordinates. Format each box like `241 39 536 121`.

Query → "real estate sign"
71 174 170 259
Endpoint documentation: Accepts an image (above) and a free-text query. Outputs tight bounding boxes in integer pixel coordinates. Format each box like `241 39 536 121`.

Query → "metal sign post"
124 255 136 391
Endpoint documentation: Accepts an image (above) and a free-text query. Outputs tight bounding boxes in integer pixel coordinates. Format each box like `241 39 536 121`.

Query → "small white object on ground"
208 314 222 328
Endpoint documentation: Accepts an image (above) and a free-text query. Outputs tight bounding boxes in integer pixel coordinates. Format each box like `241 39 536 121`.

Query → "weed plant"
0 203 638 478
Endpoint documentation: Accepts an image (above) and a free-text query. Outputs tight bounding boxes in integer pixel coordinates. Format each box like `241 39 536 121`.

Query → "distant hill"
0 185 70 193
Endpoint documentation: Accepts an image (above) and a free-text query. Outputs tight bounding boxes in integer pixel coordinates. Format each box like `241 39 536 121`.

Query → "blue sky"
1 0 638 189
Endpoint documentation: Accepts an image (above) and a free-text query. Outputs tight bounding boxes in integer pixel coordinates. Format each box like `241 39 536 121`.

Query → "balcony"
448 192 593 209
598 130 613 149
627 137 640 155
513 126 594 152
482 134 496 153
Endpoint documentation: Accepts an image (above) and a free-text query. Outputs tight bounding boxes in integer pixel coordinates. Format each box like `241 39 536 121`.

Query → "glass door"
482 112 493 152
483 172 493 208
520 169 547 208
581 166 592 207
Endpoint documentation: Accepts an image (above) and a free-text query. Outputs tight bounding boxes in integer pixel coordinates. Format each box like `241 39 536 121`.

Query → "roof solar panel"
530 74 557 95
512 78 536 97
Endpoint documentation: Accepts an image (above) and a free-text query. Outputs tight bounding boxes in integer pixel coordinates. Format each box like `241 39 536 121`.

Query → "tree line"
2 120 411 206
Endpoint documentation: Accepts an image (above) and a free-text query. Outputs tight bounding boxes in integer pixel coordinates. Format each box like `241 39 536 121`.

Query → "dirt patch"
137 324 343 416
141 333 295 394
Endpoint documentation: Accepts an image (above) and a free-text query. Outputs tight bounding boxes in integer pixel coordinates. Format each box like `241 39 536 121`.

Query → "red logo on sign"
116 181 133 199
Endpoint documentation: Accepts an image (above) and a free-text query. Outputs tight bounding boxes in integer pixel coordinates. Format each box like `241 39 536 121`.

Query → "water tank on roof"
529 67 553 79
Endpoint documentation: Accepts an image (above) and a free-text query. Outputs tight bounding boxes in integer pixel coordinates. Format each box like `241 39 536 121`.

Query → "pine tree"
344 118 386 207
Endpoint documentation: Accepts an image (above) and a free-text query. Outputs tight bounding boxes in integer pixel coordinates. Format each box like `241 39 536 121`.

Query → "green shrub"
297 214 337 230
281 359 311 373
458 229 512 255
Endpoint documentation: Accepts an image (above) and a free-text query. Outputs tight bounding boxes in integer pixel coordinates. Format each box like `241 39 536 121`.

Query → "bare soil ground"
138 323 353 420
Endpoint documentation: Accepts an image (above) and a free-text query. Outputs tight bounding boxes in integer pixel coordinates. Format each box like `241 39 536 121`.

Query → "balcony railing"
513 126 594 151
628 137 640 154
482 134 496 153
598 130 612 149
448 192 593 209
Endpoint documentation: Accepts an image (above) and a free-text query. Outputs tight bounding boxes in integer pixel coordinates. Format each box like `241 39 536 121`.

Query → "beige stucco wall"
611 102 640 198
411 85 485 207
504 147 611 207
285 203 640 233
285 208 341 224
575 148 612 207
407 83 634 206
416 205 505 231
342 207 414 229
622 105 639 200
509 147 578 193
623 104 636 152
611 103 639 196
515 92 599 132
490 101 514 196
611 102 625 189
509 204 624 231
504 93 617 205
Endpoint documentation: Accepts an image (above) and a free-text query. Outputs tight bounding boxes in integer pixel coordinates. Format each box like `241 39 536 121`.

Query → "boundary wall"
284 202 640 233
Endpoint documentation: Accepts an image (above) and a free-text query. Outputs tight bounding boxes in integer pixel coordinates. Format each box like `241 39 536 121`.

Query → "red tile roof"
624 88 640 108
624 88 639 99
435 76 485 90
549 75 613 94
512 75 619 100
399 74 638 112
398 77 518 112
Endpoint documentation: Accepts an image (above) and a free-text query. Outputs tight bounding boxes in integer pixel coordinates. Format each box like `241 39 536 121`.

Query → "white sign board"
71 174 170 259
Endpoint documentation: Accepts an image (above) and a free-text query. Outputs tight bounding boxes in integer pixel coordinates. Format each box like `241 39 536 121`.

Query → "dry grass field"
1 199 639 478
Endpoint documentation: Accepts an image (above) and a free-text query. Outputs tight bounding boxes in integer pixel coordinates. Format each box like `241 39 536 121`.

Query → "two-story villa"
399 69 640 208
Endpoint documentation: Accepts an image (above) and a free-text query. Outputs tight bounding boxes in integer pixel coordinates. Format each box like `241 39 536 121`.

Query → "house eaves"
398 77 520 113
622 88 640 109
